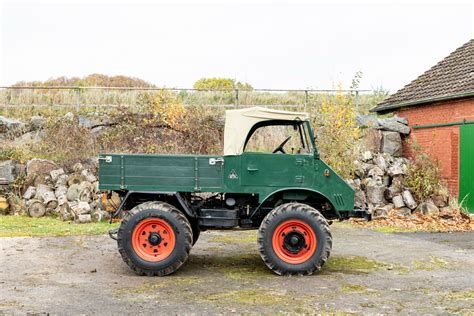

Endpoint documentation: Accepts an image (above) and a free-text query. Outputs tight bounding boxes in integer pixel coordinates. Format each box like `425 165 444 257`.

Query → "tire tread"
117 201 192 276
257 202 332 276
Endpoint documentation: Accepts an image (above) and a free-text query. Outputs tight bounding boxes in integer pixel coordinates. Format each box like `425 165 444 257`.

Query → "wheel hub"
148 232 162 246
283 231 306 254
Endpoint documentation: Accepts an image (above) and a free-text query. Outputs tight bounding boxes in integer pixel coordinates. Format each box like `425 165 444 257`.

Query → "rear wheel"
258 203 332 275
117 201 193 276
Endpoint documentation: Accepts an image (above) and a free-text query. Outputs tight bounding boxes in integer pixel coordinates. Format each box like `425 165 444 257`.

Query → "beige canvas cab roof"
224 106 310 156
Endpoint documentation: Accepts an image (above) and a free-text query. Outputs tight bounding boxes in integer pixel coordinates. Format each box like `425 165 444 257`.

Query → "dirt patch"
0 223 473 314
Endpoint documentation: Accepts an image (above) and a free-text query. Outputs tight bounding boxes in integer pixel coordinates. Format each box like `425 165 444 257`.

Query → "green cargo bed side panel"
99 152 354 212
98 154 223 191
460 124 474 213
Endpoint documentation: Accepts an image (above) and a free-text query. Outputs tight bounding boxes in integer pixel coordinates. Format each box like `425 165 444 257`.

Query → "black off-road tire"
117 201 193 276
257 203 332 276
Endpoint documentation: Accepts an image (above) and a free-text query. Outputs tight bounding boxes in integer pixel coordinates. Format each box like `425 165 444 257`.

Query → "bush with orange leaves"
309 87 361 179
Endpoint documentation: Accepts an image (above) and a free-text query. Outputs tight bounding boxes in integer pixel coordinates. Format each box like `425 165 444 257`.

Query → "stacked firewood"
20 159 109 223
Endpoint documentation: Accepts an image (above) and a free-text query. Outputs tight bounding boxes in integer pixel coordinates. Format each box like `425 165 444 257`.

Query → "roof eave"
370 91 474 113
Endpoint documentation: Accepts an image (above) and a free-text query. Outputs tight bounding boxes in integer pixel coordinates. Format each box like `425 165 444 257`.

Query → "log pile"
20 160 109 223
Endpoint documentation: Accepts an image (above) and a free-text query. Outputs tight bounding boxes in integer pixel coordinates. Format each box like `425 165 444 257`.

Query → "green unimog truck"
99 107 361 276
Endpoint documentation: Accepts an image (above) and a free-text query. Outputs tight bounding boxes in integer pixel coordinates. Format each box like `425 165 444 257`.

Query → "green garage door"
459 124 474 213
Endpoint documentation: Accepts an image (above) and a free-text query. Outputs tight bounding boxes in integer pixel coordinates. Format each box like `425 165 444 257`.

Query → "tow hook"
108 227 119 240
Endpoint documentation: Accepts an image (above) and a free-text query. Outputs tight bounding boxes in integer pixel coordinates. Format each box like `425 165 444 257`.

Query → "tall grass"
0 88 383 114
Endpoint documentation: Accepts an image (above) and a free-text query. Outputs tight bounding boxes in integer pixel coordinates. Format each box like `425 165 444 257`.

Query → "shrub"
404 143 446 201
32 118 97 161
309 86 361 179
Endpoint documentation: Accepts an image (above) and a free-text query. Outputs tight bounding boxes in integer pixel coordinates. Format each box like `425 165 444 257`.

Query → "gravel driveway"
1 223 473 314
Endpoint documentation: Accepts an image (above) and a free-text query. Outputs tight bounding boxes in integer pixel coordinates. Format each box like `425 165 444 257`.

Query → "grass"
114 276 202 296
208 230 257 244
0 215 119 237
325 255 386 274
340 284 369 293
0 89 379 111
186 253 272 280
411 256 452 271
445 289 474 301
372 226 420 233
203 289 293 306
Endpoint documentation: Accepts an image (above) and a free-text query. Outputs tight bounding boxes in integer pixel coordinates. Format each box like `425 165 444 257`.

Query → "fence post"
234 89 239 108
304 90 309 112
75 88 81 112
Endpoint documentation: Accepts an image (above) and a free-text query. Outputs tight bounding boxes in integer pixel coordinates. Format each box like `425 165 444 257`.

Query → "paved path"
1 224 473 314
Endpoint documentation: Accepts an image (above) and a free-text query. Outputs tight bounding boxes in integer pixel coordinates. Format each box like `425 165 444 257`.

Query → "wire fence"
0 86 375 112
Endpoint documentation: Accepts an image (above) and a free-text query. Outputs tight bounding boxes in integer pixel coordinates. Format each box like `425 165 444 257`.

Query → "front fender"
259 187 341 217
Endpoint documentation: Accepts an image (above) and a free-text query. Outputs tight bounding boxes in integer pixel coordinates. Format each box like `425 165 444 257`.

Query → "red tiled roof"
372 39 474 112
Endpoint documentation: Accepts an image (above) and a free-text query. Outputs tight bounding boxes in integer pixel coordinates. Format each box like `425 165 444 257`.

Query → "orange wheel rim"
132 218 175 262
272 219 317 264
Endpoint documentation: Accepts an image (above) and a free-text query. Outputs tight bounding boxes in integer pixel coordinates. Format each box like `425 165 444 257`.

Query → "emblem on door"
228 169 239 179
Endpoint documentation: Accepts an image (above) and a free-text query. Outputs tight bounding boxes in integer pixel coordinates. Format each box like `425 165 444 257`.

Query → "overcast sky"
1 0 472 92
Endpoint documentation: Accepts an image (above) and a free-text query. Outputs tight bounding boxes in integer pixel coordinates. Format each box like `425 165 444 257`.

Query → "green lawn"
0 215 119 237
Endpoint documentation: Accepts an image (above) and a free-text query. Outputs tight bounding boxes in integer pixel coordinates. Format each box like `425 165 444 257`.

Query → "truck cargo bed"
98 153 224 192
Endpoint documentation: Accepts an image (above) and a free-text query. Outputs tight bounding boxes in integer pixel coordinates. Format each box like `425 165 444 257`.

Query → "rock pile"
354 115 454 218
1 158 109 223
350 150 450 218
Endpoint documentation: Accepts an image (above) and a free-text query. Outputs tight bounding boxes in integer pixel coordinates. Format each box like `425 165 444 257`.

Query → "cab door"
240 122 314 188
241 152 313 187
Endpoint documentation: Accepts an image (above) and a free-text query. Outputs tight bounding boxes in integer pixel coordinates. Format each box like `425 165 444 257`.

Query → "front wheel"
117 201 193 276
258 203 332 275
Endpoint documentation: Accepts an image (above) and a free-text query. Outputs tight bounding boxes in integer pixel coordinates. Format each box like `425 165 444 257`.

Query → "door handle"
247 167 259 172
98 156 112 163
209 158 224 165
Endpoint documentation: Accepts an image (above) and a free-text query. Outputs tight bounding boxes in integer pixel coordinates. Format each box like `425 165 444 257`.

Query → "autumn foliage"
193 77 253 91
13 74 154 88
310 88 361 178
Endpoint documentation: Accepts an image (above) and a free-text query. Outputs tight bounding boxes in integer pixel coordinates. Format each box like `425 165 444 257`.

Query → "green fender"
258 187 341 216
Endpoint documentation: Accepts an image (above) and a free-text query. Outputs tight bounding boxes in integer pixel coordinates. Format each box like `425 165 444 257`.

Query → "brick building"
372 39 474 212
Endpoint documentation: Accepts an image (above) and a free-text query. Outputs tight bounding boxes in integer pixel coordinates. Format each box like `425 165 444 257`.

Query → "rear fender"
110 191 195 220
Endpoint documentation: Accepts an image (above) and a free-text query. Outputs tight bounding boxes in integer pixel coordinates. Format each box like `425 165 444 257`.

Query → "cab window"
244 122 312 154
